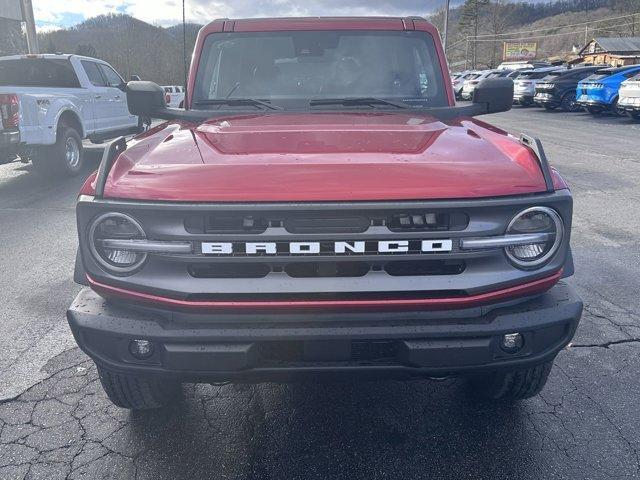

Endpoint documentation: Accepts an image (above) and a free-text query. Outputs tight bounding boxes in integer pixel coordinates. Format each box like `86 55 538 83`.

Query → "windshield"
192 30 447 109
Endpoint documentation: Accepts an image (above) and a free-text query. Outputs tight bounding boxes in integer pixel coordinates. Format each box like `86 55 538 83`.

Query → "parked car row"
453 63 640 120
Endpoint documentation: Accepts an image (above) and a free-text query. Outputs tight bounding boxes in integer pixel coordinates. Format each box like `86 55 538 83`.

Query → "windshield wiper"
193 99 282 110
309 97 411 109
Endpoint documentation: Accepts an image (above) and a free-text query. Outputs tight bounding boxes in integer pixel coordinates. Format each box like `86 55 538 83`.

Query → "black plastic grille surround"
76 191 573 300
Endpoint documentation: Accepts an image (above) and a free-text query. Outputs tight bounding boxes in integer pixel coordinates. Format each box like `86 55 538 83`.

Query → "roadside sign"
503 42 537 61
0 0 23 21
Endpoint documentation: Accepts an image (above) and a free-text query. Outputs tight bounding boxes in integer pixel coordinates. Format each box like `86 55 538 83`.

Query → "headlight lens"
505 207 564 268
89 213 146 274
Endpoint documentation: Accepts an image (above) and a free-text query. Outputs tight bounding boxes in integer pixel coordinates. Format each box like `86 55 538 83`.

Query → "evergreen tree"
458 0 490 69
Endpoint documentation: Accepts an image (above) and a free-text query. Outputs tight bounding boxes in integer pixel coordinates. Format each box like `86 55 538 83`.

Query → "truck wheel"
586 106 602 115
543 105 556 111
630 112 640 121
467 361 553 402
32 126 84 176
560 92 580 112
97 365 182 410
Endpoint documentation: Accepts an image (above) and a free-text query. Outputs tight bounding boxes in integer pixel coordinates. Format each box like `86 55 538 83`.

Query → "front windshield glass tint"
193 30 447 109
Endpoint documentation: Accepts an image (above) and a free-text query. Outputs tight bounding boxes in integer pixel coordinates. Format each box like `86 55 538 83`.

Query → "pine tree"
458 0 490 69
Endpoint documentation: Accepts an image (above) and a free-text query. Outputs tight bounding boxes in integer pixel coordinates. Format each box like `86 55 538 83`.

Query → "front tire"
32 125 84 176
561 92 580 112
630 111 640 121
97 365 182 410
586 106 602 115
467 361 553 402
543 104 556 111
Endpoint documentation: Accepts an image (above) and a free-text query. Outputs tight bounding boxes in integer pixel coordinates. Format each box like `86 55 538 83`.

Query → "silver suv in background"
513 66 566 107
618 73 640 120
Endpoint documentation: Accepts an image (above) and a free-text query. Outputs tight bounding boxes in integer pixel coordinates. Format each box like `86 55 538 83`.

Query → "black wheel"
586 106 602 115
629 111 640 121
610 98 625 117
560 92 580 112
520 99 532 107
97 365 182 410
543 105 556 111
467 361 553 402
32 125 84 176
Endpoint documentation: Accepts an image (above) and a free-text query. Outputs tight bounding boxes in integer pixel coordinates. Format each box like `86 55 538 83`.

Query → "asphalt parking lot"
1 106 639 480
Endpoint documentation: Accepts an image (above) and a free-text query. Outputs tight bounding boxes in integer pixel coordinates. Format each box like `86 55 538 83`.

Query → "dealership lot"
0 107 639 479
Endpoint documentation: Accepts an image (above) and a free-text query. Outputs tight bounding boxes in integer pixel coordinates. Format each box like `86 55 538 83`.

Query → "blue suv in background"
577 65 640 115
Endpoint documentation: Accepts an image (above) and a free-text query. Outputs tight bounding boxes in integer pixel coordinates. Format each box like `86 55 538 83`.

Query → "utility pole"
20 0 38 54
465 37 470 70
182 0 188 90
584 25 588 48
443 0 451 55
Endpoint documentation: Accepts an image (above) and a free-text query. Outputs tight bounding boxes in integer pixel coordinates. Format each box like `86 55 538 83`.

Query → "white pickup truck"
0 54 142 176
162 85 185 108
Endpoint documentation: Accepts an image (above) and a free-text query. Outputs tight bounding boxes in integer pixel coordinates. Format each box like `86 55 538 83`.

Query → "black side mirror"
130 75 141 81
472 78 513 114
126 81 166 117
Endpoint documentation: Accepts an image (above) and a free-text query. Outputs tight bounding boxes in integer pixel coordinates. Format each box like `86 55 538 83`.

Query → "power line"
448 11 639 49
472 12 639 38
468 21 637 43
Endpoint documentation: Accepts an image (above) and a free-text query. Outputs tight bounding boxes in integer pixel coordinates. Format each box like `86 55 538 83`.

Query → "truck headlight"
88 212 147 274
505 207 563 268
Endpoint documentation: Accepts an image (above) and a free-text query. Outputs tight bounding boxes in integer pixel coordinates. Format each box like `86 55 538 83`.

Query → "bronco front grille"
77 193 573 301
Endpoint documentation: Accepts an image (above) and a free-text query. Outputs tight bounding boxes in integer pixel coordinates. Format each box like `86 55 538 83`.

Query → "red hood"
101 113 549 202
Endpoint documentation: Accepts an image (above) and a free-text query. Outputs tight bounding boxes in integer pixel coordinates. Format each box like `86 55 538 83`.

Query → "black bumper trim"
67 283 582 381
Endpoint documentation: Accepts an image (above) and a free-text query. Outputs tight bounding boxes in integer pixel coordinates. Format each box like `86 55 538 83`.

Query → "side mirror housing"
126 81 166 117
472 78 513 114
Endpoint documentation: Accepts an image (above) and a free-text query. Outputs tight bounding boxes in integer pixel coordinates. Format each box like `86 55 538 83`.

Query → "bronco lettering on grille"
201 240 453 255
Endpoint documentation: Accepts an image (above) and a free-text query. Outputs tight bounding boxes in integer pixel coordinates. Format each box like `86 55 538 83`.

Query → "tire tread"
97 366 181 410
469 361 553 402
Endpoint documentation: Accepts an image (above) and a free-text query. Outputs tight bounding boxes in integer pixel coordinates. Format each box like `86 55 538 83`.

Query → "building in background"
579 37 640 66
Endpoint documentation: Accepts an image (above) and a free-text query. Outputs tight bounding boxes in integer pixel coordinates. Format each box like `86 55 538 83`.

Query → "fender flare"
52 103 86 139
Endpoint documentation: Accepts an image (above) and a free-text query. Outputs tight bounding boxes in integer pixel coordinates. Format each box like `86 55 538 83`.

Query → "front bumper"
534 92 559 107
576 95 608 109
513 93 534 104
67 283 583 382
618 96 640 112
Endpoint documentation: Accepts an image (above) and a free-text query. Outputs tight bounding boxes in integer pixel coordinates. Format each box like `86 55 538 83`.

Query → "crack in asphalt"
570 337 640 349
1 345 639 479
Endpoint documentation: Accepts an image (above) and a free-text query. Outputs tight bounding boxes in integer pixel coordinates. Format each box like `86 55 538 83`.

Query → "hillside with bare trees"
1 0 638 83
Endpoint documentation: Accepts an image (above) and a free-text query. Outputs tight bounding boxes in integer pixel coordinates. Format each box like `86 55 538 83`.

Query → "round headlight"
89 212 146 274
505 207 563 268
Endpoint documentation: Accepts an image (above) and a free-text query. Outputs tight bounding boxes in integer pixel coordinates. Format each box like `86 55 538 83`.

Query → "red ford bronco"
67 17 583 410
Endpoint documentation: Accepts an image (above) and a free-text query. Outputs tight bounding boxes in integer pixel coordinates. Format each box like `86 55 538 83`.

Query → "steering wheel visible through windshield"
192 30 448 111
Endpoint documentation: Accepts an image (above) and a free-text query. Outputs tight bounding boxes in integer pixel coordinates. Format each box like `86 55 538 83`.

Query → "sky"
31 0 457 32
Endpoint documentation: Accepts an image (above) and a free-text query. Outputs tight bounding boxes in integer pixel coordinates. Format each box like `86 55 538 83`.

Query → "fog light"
500 333 524 353
129 339 154 359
